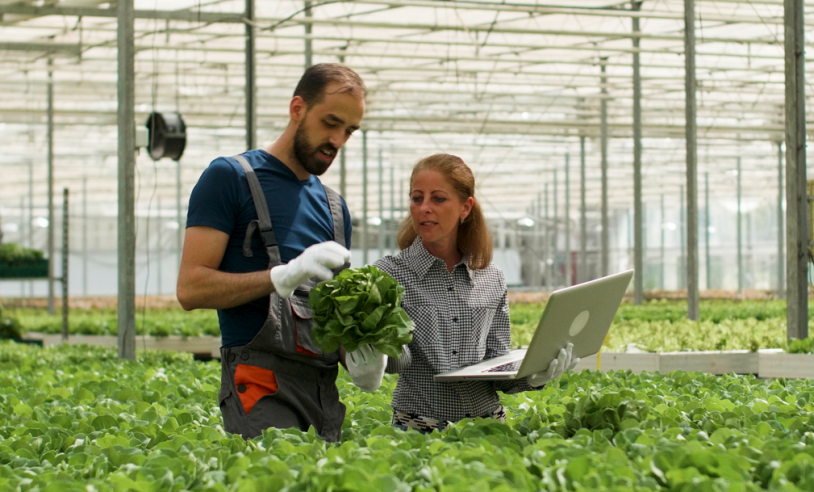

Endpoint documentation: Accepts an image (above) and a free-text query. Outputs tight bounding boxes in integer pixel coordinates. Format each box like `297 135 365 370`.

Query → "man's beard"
293 122 335 176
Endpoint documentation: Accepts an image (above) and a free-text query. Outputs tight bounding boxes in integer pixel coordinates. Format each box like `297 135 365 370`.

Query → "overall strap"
323 185 346 248
231 154 282 267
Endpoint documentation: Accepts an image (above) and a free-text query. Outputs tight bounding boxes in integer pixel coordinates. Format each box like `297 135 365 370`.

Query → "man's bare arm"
176 226 274 310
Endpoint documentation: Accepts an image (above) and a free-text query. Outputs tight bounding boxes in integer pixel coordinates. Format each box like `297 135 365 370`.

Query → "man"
177 64 386 442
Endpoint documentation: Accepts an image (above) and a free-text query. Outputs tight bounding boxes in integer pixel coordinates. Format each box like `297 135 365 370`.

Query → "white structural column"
82 176 87 297
600 58 609 278
705 173 711 289
176 159 182 269
579 135 587 283
737 157 743 293
245 0 256 151
785 0 808 340
47 58 55 315
680 184 686 290
777 142 784 298
362 130 368 265
117 0 136 360
565 153 571 286
685 0 699 319
304 1 312 68
632 1 644 305
378 148 384 259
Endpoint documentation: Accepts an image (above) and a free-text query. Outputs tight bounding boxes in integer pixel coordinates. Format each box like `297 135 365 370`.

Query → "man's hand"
346 344 387 391
270 241 351 298
526 342 580 388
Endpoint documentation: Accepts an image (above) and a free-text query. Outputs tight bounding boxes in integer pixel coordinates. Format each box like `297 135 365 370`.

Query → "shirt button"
452 317 458 322
228 353 236 363
465 413 471 418
237 384 247 393
240 352 249 361
447 287 453 292
452 350 458 355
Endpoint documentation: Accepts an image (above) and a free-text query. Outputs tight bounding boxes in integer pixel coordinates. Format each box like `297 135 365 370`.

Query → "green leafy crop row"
0 243 44 263
4 343 814 491
5 307 220 338
510 300 808 353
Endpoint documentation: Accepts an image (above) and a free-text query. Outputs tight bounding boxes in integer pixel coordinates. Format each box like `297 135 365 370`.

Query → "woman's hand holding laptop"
526 342 580 387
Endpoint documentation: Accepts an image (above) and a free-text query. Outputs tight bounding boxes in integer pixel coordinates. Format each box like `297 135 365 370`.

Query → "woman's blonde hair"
397 154 492 270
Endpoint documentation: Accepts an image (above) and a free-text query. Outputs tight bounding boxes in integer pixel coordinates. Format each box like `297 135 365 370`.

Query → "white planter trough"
574 352 659 374
659 350 759 375
21 332 221 358
758 351 814 379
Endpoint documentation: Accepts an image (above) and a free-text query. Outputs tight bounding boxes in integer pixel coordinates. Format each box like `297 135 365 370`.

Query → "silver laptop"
433 269 633 382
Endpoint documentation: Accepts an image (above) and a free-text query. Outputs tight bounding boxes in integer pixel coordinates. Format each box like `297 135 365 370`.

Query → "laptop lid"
513 269 634 378
433 269 633 382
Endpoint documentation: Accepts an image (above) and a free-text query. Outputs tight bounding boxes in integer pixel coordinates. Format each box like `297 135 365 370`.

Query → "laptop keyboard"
484 361 523 373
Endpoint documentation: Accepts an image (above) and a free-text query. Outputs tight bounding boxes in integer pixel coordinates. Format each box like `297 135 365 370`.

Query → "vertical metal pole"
61 188 69 342
378 148 384 260
28 159 34 298
737 157 743 293
338 52 347 199
553 169 559 287
362 130 368 265
684 0 699 318
777 142 785 298
680 184 686 290
19 197 24 297
600 58 609 278
540 193 546 288
398 170 404 247
785 0 808 340
660 193 665 290
632 1 644 305
339 149 347 198
747 212 753 290
545 183 550 291
390 161 395 251
177 159 182 269
304 1 313 69
579 136 587 283
245 0 256 151
82 175 87 297
157 197 162 296
47 58 55 316
705 172 711 290
565 154 572 286
117 0 136 361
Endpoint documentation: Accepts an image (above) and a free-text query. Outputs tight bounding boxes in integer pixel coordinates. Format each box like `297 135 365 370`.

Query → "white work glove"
526 342 580 388
270 241 351 299
346 344 388 392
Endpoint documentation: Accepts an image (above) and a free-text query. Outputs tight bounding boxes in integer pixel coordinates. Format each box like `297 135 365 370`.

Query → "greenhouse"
1 0 814 490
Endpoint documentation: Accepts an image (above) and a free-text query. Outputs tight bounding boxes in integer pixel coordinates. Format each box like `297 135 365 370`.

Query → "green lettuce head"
309 265 414 358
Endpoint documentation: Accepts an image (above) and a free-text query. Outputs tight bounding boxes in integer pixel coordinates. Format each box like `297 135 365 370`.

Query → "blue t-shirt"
186 149 352 348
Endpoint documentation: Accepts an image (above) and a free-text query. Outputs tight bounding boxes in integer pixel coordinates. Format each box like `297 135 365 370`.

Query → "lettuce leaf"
309 265 414 358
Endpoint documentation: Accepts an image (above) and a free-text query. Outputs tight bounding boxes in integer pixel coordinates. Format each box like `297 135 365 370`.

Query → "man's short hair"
293 63 367 107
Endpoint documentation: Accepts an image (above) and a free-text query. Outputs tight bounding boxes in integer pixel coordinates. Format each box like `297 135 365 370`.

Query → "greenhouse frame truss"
0 0 809 358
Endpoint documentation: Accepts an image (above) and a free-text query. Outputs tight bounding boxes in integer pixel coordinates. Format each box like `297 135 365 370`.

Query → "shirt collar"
404 236 475 282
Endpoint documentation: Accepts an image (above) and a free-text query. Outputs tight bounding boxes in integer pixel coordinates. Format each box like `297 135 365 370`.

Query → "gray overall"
218 154 348 442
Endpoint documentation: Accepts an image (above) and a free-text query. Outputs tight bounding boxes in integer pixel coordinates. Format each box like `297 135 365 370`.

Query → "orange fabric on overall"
292 305 321 357
234 364 278 414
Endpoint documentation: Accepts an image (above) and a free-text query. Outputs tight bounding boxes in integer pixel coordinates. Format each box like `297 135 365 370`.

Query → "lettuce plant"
309 265 413 357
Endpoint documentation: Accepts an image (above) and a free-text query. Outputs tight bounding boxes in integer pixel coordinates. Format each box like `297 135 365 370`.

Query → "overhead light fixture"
517 217 534 227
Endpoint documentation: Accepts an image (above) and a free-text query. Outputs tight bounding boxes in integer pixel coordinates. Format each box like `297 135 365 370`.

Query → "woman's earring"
460 217 464 225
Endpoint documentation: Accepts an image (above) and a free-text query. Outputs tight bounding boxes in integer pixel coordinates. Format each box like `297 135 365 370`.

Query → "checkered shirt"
376 237 539 423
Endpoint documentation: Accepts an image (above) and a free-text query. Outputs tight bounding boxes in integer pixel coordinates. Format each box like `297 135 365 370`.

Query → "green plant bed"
0 258 48 279
5 343 814 490
510 300 803 353
7 306 220 337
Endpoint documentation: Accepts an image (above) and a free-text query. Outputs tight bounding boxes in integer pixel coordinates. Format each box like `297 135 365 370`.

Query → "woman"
372 153 579 433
